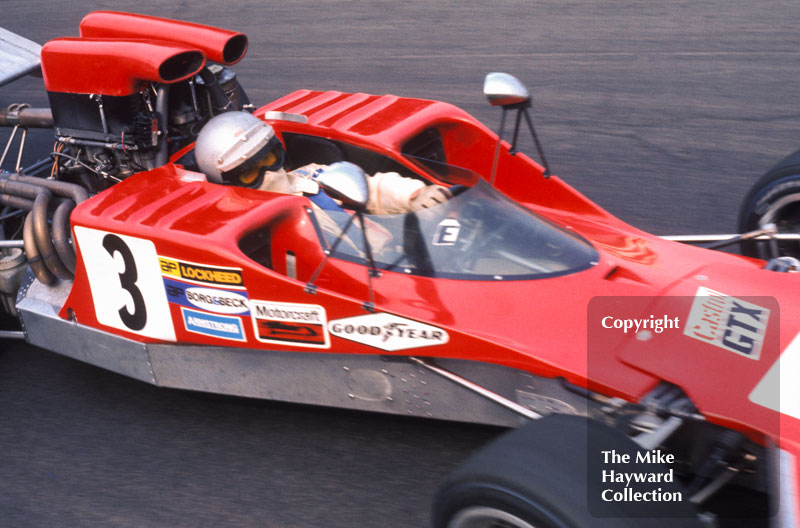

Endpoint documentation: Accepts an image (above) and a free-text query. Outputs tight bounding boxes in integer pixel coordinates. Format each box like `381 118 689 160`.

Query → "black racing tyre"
432 414 703 528
738 148 800 259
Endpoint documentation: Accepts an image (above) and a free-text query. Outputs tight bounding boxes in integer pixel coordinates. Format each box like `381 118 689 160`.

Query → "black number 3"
103 234 147 331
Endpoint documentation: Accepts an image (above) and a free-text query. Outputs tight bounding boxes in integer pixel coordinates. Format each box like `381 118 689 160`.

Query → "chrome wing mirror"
305 162 378 311
483 72 550 182
483 72 530 108
315 161 369 211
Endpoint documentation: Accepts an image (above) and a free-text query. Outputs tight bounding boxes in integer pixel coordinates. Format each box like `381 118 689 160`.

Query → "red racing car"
1 12 798 528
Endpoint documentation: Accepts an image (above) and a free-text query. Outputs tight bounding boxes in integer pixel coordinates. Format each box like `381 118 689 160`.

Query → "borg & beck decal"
684 286 769 360
164 278 250 315
328 313 449 351
250 300 329 348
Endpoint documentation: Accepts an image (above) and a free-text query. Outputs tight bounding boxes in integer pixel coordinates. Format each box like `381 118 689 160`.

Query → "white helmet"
195 111 285 187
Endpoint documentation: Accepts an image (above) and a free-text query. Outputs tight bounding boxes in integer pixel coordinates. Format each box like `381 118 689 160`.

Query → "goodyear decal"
250 300 329 348
159 256 244 289
182 307 245 342
328 313 448 351
684 287 769 360
164 277 250 315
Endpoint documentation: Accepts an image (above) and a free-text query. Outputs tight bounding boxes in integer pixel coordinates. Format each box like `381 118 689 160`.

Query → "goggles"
222 135 285 188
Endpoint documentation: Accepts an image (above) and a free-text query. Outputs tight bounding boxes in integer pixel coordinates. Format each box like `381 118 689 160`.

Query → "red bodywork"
64 89 799 443
37 12 800 517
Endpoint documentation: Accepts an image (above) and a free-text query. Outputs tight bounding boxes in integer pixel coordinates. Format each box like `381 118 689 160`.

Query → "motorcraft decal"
158 256 244 289
250 300 329 348
684 286 769 360
164 277 250 315
328 313 449 351
181 307 245 342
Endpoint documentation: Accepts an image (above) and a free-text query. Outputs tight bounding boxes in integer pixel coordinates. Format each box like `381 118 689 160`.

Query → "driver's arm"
367 172 450 214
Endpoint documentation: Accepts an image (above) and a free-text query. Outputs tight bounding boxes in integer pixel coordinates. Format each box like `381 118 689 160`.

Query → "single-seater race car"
2 11 799 528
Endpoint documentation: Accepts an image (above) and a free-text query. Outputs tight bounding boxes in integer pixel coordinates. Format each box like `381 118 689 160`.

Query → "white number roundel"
74 227 175 341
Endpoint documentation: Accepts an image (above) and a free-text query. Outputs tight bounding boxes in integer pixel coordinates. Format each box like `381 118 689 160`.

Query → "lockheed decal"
159 256 244 289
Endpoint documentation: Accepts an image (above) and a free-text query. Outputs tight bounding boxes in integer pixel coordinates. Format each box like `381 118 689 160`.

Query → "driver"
194 111 451 214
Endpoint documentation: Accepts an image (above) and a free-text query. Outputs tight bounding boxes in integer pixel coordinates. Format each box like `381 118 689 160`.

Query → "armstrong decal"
159 256 244 289
181 307 245 342
328 313 449 351
684 286 769 359
164 278 250 315
250 300 329 348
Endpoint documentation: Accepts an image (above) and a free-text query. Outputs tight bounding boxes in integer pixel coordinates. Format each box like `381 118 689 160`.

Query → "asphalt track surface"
2 1 800 526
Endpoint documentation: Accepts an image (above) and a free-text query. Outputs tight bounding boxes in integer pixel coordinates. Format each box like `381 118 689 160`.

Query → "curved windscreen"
310 180 599 280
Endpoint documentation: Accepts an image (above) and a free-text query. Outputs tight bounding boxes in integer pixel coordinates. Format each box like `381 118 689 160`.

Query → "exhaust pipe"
0 175 90 283
0 106 53 128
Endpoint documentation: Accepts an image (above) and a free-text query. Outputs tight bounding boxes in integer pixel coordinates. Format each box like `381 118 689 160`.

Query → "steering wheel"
449 200 490 273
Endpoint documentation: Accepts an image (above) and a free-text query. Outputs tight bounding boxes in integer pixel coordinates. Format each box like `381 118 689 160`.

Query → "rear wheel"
432 414 703 528
739 148 800 259
446 506 539 528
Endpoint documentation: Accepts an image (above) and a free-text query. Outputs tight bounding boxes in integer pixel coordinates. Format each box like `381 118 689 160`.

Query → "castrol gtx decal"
683 286 769 360
158 256 245 289
328 313 449 351
250 300 329 348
